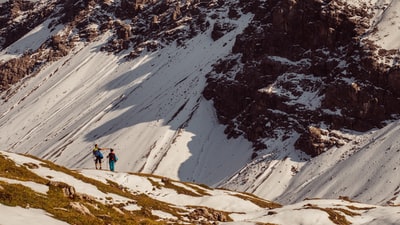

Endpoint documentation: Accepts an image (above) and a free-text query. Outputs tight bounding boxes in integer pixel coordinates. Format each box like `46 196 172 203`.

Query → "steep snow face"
271 0 400 205
203 0 400 162
216 0 400 204
1 0 400 211
275 120 400 206
0 2 253 186
366 0 400 50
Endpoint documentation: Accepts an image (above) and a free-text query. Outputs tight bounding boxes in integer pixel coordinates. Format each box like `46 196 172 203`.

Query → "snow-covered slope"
367 0 400 50
218 0 400 205
2 150 400 225
277 120 400 205
0 1 254 187
1 0 400 214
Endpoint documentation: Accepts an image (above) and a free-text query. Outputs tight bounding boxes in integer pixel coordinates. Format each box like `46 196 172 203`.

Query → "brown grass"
232 192 282 209
304 204 352 225
0 153 48 184
346 205 376 211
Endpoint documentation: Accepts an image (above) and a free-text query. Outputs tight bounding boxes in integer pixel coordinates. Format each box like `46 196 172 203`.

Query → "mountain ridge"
2 149 400 225
1 0 400 215
0 0 256 187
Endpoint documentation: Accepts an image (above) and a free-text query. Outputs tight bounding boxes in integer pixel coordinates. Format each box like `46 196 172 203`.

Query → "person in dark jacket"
107 148 118 172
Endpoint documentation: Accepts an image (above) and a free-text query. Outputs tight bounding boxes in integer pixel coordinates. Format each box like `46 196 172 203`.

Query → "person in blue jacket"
92 144 108 169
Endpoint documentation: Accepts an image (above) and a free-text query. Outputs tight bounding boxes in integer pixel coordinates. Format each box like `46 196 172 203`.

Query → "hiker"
93 144 108 170
107 148 118 172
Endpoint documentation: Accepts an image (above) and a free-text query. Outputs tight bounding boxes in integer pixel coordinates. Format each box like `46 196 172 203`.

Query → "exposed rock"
115 20 132 41
23 162 39 169
388 69 400 95
188 207 229 223
211 21 236 41
1 0 399 158
161 177 171 184
0 0 51 49
75 193 96 202
62 186 76 199
1 0 217 92
47 181 76 198
69 202 92 216
295 126 350 157
112 206 125 215
204 0 400 156
0 53 37 92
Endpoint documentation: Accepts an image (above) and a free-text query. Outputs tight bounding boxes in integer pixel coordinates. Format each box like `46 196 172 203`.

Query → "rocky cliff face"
1 0 399 157
203 0 400 157
0 0 215 92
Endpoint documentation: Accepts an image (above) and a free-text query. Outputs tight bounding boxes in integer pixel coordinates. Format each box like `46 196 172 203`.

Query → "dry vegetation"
3 153 285 224
0 153 169 225
304 204 352 225
232 193 282 209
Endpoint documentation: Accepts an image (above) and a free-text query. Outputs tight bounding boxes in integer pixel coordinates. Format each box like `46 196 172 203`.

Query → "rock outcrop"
1 0 399 157
203 0 400 156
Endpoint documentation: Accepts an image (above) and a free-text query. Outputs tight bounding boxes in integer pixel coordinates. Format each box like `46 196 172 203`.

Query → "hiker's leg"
110 161 114 171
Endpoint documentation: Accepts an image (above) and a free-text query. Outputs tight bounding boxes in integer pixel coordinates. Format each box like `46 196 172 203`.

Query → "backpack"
94 150 103 159
110 153 118 162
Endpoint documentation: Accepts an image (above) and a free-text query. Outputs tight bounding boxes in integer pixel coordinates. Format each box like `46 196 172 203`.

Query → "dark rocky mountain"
1 0 399 159
204 0 400 157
